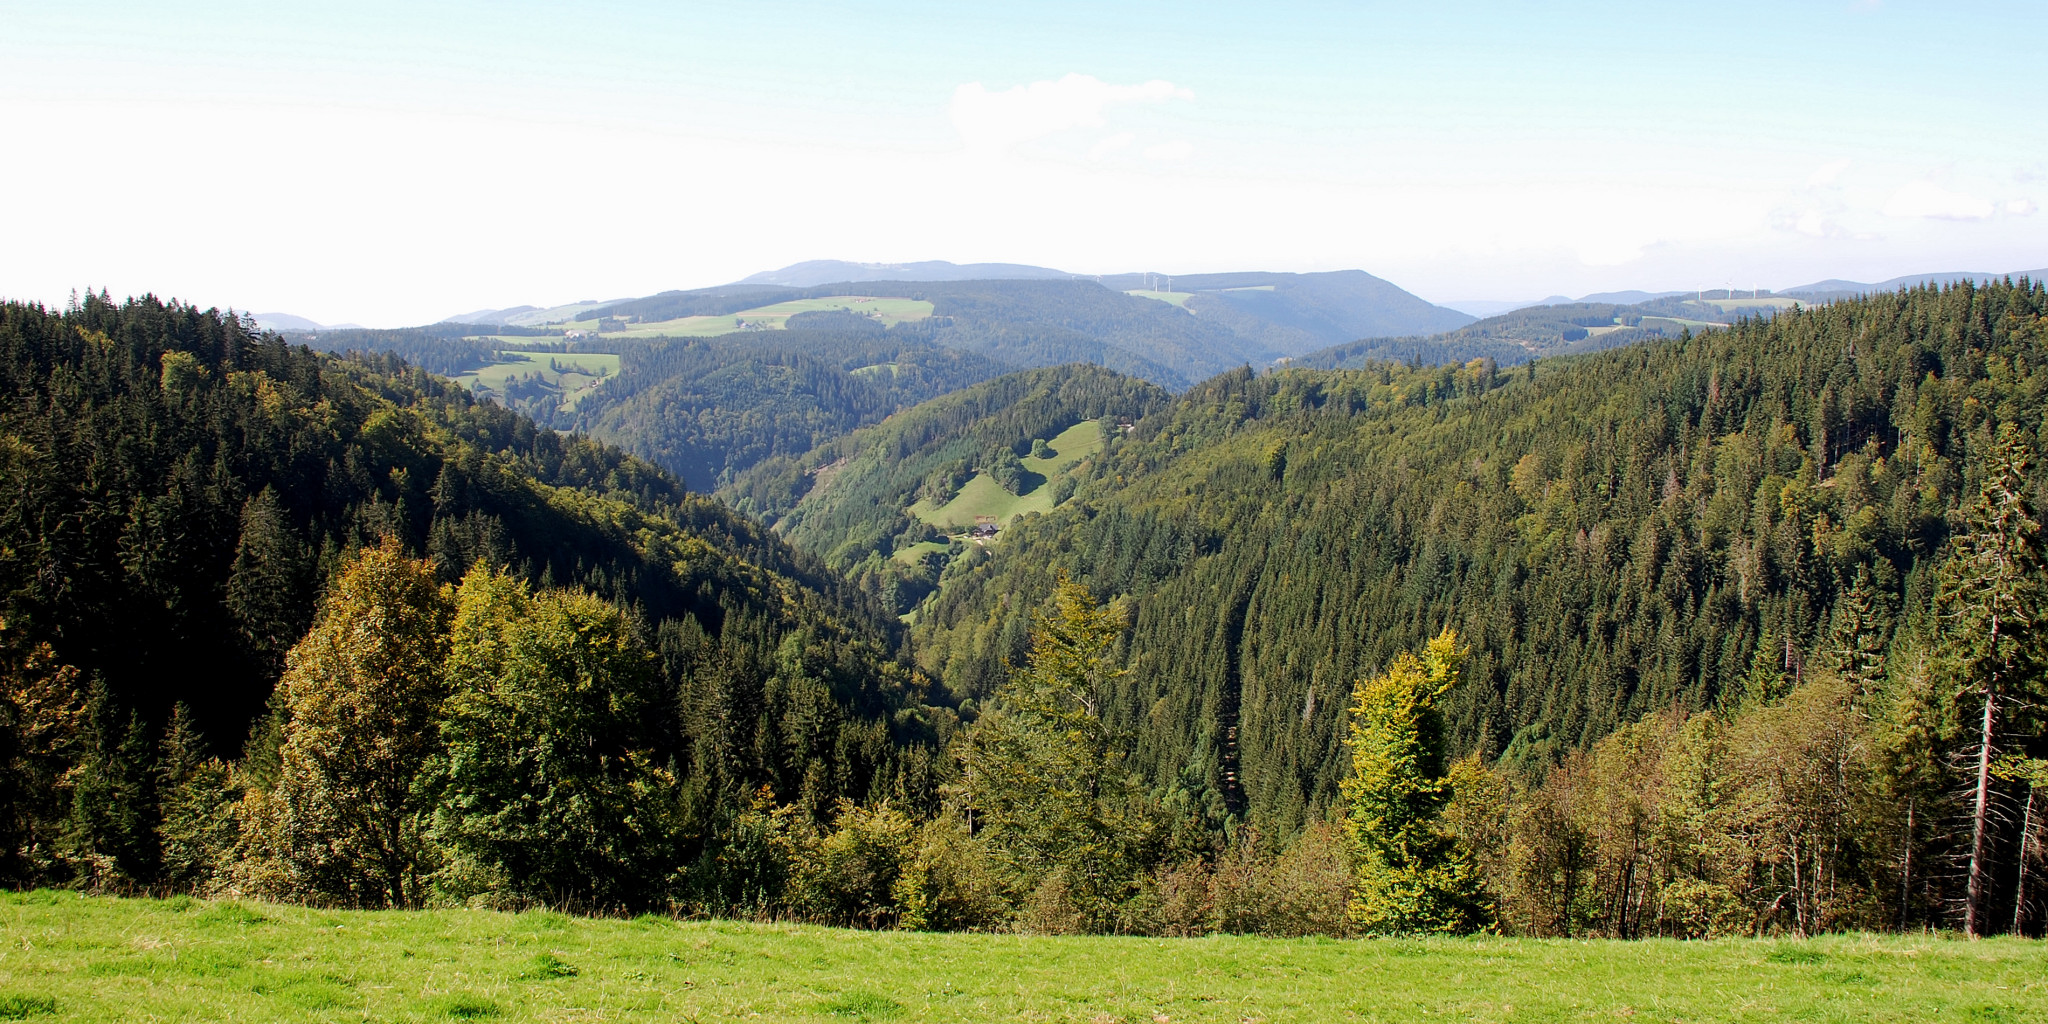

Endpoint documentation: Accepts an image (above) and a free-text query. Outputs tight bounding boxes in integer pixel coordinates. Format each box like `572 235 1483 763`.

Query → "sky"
3 0 2045 326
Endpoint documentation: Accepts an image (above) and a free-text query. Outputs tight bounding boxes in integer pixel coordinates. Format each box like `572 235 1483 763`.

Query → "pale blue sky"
4 1 2043 324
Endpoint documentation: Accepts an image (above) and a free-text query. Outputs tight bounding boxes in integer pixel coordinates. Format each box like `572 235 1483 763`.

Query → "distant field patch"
583 297 934 338
889 539 951 565
912 474 1051 532
909 421 1105 534
452 351 621 412
5 892 2045 1023
1640 315 1731 332
1124 289 1193 308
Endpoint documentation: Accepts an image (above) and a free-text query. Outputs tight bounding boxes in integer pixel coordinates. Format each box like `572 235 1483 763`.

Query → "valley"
5 275 2048 973
13 2 2044 1016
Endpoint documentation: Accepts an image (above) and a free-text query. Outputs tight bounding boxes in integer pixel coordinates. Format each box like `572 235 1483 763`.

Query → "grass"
450 352 622 412
1639 315 1731 333
5 890 2047 1022
910 421 1105 534
1124 289 1193 308
890 539 952 565
574 297 935 339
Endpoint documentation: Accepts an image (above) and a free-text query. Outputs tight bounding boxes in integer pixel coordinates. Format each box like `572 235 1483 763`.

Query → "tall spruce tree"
962 575 1150 928
1936 423 2046 937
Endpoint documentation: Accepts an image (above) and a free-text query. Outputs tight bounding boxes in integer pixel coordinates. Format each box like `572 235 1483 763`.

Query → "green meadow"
451 352 622 412
576 297 935 339
1123 289 1193 308
3 891 2044 1023
910 421 1104 534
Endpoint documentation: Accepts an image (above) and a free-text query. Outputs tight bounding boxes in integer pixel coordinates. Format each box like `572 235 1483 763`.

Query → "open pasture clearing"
909 421 1105 534
451 351 621 412
1639 315 1731 333
3 891 2045 1023
579 297 935 338
1125 289 1193 308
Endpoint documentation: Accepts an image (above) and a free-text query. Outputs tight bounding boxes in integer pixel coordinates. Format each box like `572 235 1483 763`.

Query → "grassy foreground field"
3 892 2045 1023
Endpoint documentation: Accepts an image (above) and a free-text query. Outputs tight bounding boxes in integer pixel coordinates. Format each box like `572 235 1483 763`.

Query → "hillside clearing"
451 351 622 412
2 892 2042 1023
909 421 1105 534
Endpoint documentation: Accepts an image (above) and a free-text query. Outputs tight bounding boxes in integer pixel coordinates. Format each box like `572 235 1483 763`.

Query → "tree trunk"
1966 669 1999 938
2015 783 2037 936
1897 798 1915 932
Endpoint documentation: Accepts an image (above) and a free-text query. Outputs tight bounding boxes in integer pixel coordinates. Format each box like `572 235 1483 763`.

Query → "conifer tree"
1341 628 1488 933
962 575 1147 927
157 703 238 893
59 692 159 890
225 488 315 678
1936 423 2046 937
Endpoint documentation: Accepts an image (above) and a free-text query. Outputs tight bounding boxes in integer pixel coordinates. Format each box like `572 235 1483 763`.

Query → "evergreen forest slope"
721 364 1170 616
564 319 1010 491
0 295 936 861
912 279 2048 834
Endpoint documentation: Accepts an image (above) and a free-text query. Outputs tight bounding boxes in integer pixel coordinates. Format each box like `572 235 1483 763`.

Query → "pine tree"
1936 423 2045 937
1342 628 1488 933
1825 566 1894 696
59 691 159 890
962 575 1148 927
225 488 315 677
157 703 238 893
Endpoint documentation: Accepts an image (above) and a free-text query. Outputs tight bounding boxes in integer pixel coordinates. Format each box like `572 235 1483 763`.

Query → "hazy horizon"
6 1 2044 327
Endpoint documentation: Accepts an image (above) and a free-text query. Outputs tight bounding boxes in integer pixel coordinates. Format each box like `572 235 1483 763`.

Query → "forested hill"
566 322 1010 491
0 295 930 809
911 279 2048 833
721 363 1170 616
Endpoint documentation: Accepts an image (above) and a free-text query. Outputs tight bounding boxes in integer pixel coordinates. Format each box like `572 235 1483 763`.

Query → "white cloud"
1088 132 1135 160
1806 159 1851 187
2008 198 2037 216
949 74 1193 155
1883 180 1995 220
1143 140 1193 161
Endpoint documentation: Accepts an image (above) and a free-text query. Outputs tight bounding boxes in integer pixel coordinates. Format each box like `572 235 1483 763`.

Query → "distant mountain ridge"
738 259 1079 287
429 265 1475 390
252 312 363 332
1096 270 1474 355
1781 268 2048 300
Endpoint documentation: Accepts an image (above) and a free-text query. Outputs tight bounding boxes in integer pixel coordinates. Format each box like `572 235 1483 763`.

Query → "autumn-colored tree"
238 540 452 907
0 620 87 886
1341 628 1489 933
